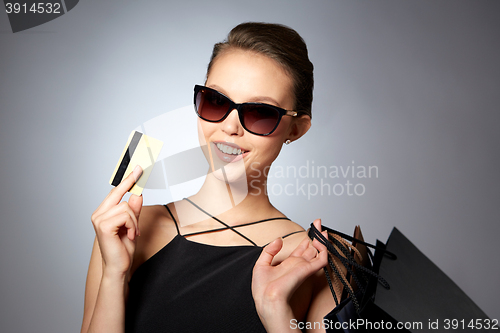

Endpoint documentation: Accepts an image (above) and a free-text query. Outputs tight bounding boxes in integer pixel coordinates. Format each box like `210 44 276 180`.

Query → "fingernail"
133 165 143 182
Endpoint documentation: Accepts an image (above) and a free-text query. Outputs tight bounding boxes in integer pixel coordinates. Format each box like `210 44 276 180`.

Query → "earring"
285 139 291 145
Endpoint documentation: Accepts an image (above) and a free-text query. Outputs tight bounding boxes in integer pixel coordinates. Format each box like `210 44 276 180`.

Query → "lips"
212 141 248 163
215 142 246 155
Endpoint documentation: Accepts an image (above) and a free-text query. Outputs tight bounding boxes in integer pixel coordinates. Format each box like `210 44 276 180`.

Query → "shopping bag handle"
308 223 392 290
309 223 394 314
315 224 397 260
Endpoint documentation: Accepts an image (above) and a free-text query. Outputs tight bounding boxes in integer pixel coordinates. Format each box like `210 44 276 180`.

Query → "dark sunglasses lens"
241 105 280 135
195 89 230 121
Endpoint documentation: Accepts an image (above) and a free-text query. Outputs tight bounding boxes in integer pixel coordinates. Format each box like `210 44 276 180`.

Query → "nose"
221 108 244 136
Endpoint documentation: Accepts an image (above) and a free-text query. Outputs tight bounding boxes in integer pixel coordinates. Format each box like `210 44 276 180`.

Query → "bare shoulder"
271 220 309 264
137 204 177 239
130 204 178 275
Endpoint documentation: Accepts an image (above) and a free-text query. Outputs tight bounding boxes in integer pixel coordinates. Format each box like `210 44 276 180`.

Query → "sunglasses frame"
194 85 298 136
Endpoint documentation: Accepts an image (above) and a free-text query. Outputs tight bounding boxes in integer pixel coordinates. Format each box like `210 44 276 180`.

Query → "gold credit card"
109 131 163 195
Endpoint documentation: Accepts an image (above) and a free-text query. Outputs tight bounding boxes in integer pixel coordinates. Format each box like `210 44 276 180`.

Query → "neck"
184 171 275 226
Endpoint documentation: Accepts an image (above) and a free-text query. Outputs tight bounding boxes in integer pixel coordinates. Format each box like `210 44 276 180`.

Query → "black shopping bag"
373 227 491 332
310 224 493 333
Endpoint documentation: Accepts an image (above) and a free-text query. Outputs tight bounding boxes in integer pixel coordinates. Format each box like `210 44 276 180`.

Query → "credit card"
109 131 163 195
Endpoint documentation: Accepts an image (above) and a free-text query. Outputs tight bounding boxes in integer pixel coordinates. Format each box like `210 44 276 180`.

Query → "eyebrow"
207 84 283 108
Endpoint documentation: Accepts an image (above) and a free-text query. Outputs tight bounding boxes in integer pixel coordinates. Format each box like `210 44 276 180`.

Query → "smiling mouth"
215 142 248 156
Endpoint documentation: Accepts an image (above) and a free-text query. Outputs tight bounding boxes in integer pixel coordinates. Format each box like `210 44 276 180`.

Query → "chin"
211 158 248 184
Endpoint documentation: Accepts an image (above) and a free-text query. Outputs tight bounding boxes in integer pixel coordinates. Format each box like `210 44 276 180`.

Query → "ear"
286 115 311 143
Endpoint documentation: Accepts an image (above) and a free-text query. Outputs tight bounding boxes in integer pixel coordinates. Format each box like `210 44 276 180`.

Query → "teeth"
216 143 245 155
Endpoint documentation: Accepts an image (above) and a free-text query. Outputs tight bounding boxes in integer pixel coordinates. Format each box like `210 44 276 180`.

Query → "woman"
82 22 336 332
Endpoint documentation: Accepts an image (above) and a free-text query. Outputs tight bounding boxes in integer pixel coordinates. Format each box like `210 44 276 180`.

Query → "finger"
128 194 143 236
128 194 143 219
93 203 139 238
104 165 143 209
255 238 283 267
313 218 322 232
117 212 137 242
309 247 328 271
95 201 138 230
91 166 141 219
311 218 328 252
302 243 319 261
98 211 137 241
312 232 328 252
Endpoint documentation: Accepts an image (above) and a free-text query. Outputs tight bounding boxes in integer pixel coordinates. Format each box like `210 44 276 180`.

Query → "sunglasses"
194 85 298 136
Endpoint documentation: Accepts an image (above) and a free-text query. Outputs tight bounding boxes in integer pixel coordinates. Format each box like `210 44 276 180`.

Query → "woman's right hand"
91 165 143 278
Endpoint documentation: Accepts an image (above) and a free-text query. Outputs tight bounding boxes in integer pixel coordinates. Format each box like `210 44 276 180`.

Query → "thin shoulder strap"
182 216 292 237
281 230 306 239
163 204 181 235
183 198 258 246
263 230 306 247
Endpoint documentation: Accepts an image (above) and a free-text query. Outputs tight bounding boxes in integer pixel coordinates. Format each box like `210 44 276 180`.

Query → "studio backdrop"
0 1 499 332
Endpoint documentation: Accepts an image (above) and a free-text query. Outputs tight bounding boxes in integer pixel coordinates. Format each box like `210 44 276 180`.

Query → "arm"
252 219 329 333
81 238 129 333
81 166 143 333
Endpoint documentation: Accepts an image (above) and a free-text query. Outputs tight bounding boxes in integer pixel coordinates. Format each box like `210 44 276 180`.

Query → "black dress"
125 199 303 333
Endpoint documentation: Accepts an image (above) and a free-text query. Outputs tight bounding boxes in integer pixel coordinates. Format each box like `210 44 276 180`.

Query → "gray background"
1 0 499 332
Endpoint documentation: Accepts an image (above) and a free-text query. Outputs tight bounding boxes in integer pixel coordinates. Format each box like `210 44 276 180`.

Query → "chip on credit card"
109 131 163 196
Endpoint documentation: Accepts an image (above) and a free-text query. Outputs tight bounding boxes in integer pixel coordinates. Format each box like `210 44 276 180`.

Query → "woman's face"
198 48 300 183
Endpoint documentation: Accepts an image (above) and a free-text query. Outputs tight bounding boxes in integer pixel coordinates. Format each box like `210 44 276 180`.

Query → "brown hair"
207 22 314 118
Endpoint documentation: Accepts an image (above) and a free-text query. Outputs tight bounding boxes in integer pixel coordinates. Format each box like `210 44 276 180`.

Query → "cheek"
270 142 284 160
197 118 218 146
262 125 290 161
254 137 284 163
264 122 290 151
